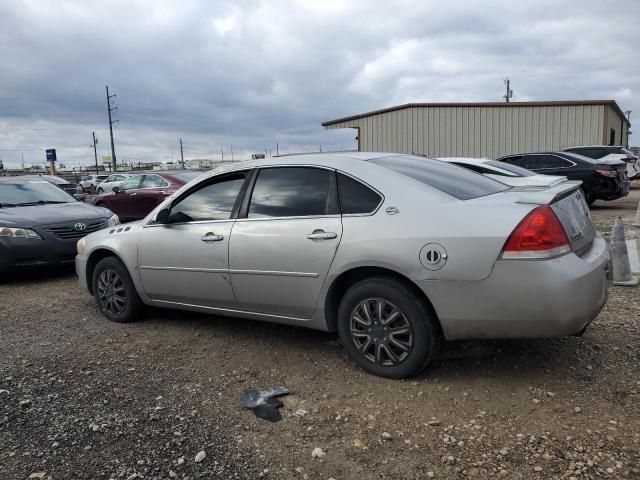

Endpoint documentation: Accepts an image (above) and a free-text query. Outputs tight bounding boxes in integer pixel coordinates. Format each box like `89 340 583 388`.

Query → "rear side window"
142 175 169 188
527 155 572 169
120 176 142 190
248 167 338 218
337 173 382 214
369 156 508 200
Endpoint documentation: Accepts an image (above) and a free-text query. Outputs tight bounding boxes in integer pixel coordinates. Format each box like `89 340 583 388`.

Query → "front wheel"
337 277 440 379
97 187 104 194
92 256 143 323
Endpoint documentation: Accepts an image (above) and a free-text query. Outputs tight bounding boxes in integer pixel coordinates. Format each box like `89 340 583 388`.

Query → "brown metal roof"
322 100 630 127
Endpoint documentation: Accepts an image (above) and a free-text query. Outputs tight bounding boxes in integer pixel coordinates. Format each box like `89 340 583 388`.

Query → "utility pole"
179 138 185 168
221 147 224 162
106 85 118 172
230 145 234 161
503 78 513 103
624 111 632 148
91 132 99 174
276 143 279 156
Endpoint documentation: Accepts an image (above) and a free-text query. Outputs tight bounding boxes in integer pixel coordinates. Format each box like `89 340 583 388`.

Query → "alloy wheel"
349 298 413 366
97 269 127 316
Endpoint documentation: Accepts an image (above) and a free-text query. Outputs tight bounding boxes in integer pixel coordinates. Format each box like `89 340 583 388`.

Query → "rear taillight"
595 168 618 178
622 156 636 163
502 206 570 260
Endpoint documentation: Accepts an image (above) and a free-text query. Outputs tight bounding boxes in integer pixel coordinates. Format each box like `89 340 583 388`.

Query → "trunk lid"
511 181 595 255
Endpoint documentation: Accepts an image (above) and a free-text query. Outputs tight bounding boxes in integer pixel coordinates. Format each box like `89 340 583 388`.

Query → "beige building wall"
605 104 629 146
325 103 628 158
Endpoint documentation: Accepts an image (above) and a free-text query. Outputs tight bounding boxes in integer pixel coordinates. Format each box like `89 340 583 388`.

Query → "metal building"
322 100 631 158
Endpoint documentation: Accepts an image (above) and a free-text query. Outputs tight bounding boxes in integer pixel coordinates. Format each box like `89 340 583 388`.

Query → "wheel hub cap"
349 298 413 367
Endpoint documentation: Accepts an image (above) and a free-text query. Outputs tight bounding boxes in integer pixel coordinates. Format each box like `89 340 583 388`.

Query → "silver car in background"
76 153 609 378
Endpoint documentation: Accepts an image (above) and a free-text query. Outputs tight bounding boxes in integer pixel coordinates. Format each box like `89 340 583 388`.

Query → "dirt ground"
1 186 639 480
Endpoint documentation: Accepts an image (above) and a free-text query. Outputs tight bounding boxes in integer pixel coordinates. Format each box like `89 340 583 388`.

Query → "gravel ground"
1 186 639 480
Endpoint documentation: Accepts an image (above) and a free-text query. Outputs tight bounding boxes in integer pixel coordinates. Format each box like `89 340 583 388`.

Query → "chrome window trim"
144 218 235 228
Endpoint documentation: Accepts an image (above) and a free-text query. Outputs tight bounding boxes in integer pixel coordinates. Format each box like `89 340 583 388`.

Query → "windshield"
0 180 76 206
486 160 535 177
369 155 509 200
170 171 204 183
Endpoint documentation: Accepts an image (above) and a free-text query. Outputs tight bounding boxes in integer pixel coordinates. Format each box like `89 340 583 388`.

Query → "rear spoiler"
513 180 583 205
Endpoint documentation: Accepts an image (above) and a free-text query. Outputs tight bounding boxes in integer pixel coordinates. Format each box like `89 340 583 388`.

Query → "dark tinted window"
485 160 534 177
337 173 381 214
527 155 572 170
369 156 508 200
120 176 142 190
500 155 528 168
169 174 246 223
248 167 336 218
142 175 168 188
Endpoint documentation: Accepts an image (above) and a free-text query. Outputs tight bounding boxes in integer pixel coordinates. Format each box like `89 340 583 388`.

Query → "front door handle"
201 232 224 242
306 230 337 240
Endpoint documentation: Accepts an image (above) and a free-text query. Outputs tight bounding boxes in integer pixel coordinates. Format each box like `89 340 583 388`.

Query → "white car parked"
95 173 133 194
437 157 567 188
79 175 109 192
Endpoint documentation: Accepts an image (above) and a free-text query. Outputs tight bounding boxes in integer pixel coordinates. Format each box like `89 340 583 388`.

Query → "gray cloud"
0 0 638 168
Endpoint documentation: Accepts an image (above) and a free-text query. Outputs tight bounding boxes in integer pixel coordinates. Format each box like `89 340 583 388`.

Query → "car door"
132 174 172 219
109 175 143 220
229 166 343 318
138 171 249 308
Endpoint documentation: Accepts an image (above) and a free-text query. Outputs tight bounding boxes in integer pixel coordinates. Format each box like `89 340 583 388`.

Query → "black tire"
337 276 440 379
92 256 143 323
581 188 595 206
97 188 103 194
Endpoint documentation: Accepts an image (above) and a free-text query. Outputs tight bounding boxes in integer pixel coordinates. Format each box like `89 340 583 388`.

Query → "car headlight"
77 237 86 254
0 227 42 239
106 214 120 226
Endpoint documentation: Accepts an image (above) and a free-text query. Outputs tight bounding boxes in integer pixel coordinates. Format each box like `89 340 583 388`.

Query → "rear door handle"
306 230 337 240
201 232 224 242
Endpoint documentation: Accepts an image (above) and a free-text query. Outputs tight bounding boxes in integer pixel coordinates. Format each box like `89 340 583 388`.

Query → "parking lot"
1 187 639 480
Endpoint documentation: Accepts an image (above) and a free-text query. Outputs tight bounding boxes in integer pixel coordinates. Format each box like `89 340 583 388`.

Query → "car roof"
565 145 625 149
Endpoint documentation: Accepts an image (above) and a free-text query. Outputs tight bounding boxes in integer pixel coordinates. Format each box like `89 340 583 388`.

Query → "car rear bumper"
419 234 609 340
0 237 77 273
591 177 630 200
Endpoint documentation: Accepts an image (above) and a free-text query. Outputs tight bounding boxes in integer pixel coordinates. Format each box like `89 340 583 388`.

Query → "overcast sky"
0 0 638 169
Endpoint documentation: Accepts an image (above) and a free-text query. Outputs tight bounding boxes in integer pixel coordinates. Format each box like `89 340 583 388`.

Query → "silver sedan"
76 153 609 378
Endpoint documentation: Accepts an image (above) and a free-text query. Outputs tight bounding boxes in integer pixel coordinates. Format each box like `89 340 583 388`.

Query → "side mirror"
112 186 120 193
73 193 85 201
156 208 171 224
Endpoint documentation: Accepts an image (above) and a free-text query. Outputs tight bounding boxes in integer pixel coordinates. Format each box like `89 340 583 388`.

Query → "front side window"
120 175 143 191
169 174 246 223
248 167 337 218
337 173 382 214
142 175 168 188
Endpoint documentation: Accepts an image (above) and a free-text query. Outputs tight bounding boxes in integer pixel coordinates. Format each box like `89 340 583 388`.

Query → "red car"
93 170 203 222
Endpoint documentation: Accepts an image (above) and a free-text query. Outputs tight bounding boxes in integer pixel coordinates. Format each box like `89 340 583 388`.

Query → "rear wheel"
97 187 104 194
337 277 440 379
92 256 143 323
581 188 595 206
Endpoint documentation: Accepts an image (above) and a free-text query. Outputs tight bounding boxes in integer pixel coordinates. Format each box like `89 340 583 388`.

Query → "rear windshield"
369 155 509 200
485 160 534 177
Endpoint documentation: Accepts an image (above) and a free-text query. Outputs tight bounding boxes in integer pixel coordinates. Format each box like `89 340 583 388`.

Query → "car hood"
0 202 112 228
